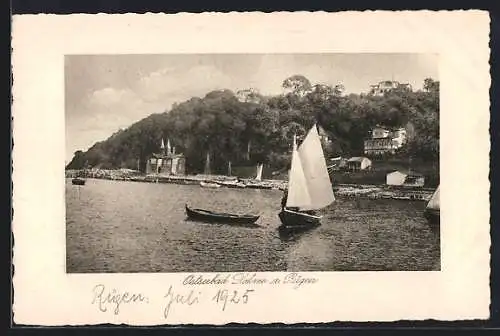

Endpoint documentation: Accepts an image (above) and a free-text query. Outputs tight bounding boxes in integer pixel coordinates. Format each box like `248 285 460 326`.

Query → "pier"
66 169 435 201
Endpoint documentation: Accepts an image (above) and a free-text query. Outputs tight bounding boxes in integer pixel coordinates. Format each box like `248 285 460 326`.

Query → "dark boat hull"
72 178 86 186
278 208 321 233
424 208 440 225
185 205 260 226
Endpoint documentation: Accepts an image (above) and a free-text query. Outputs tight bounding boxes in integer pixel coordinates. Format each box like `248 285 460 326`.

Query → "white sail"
286 136 313 209
426 185 440 210
297 125 335 210
204 152 211 175
256 163 263 181
167 139 172 154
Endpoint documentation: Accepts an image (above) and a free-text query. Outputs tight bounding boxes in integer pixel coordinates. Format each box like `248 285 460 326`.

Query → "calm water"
66 178 440 273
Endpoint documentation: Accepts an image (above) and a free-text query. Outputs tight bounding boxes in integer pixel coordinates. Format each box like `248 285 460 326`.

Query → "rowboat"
72 177 86 186
185 204 260 226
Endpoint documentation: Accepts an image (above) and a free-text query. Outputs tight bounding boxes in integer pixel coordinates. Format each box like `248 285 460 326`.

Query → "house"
369 80 413 96
364 126 407 155
347 157 372 171
236 88 262 103
386 170 425 187
146 138 186 175
364 138 399 155
371 126 391 139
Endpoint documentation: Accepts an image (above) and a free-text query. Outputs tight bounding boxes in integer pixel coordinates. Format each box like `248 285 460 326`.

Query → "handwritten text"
92 284 148 315
211 289 255 311
163 285 201 320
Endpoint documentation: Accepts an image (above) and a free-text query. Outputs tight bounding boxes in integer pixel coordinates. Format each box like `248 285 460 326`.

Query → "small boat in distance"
424 185 440 225
200 181 221 188
185 204 260 226
72 163 88 186
220 180 246 188
279 124 335 233
72 177 86 186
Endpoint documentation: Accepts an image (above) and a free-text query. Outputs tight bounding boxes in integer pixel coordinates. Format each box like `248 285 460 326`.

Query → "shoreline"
66 170 435 202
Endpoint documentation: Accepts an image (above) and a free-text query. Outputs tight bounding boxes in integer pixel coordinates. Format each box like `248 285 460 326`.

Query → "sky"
65 53 438 163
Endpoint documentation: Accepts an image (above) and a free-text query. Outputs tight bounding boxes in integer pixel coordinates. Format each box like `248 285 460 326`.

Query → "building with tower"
145 138 186 175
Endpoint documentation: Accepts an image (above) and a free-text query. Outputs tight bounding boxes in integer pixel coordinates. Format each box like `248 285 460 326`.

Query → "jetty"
66 168 435 201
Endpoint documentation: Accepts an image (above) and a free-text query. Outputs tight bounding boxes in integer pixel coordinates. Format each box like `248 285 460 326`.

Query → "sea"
66 178 440 273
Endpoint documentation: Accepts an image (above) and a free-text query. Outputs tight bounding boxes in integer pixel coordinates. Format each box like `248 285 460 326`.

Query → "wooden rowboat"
278 208 322 235
185 204 260 226
72 177 86 186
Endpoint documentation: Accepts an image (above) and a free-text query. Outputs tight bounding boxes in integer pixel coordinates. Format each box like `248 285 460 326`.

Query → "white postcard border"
12 11 491 325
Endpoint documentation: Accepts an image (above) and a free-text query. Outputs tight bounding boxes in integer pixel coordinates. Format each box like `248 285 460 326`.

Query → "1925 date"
211 289 255 311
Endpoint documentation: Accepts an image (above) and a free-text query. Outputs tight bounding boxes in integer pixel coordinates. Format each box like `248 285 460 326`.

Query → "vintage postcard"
12 11 491 325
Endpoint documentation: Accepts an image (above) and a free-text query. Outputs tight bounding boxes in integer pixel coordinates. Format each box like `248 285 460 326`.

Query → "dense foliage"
66 76 439 175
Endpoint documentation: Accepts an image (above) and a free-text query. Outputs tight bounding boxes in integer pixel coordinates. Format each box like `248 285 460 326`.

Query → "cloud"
66 63 313 161
134 65 234 103
66 86 153 162
87 87 138 106
75 87 149 132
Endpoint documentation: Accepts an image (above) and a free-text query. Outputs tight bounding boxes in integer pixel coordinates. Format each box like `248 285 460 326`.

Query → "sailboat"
199 151 221 188
278 124 335 232
255 163 263 181
424 185 440 225
204 152 211 175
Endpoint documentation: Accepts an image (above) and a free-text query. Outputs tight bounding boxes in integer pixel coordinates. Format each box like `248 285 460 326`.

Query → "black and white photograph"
65 53 441 273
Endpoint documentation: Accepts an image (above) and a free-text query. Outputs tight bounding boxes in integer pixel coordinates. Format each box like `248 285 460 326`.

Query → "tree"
282 75 312 97
66 76 440 174
66 150 86 170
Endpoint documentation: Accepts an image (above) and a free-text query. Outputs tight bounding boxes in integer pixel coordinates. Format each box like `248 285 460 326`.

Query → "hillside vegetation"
66 76 439 178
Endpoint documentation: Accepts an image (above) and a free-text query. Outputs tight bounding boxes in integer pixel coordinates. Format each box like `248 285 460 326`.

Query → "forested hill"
66 75 439 175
